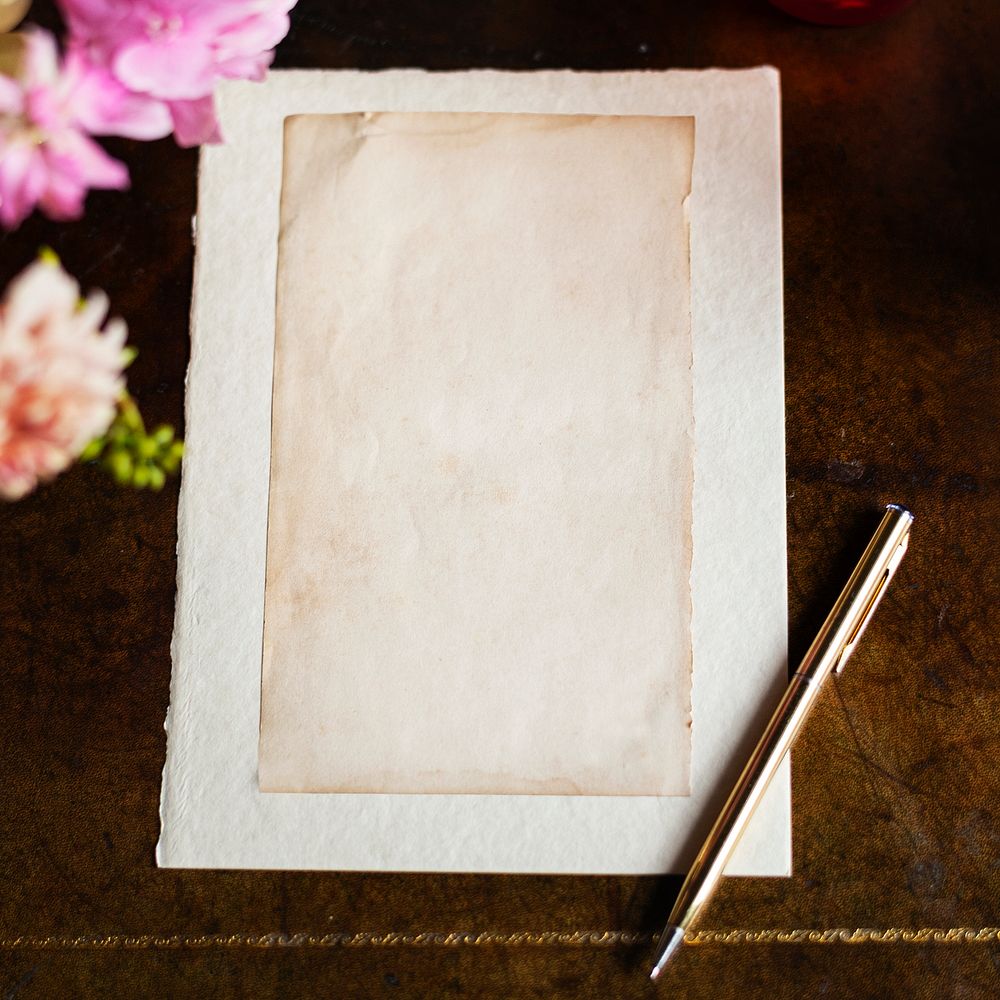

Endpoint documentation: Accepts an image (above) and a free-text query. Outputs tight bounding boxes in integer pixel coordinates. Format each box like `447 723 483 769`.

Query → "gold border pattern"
1 929 999 950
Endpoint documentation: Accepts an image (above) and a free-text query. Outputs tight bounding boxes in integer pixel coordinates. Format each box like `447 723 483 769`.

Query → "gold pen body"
650 504 914 980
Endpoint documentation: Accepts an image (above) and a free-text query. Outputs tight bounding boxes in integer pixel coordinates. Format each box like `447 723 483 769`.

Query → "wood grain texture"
1 0 997 996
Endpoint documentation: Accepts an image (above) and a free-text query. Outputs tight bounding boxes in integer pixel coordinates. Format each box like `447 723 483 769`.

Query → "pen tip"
649 925 684 982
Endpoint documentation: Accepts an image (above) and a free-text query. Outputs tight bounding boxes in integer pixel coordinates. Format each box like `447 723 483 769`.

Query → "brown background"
1 1 998 997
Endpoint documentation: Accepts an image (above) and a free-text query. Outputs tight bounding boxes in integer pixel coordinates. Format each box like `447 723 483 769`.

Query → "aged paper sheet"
260 112 695 796
158 69 789 874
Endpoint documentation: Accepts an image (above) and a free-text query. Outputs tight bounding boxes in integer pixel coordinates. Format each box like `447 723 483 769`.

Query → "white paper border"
158 68 789 875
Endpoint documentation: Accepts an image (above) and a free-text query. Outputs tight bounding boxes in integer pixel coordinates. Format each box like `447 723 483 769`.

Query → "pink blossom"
59 0 297 147
0 256 127 500
0 29 129 228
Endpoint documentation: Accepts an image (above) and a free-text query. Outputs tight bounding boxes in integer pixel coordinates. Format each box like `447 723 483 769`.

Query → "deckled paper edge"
158 68 789 876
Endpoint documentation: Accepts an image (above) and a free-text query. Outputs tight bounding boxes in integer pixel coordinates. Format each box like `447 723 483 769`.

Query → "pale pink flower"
0 29 129 228
0 257 127 500
59 0 297 147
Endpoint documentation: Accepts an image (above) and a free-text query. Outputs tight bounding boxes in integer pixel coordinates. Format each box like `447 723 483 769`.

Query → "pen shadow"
614 505 888 975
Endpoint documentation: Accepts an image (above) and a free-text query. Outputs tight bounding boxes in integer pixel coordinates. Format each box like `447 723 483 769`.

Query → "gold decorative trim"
1 929 999 950
687 928 1000 945
0 931 642 950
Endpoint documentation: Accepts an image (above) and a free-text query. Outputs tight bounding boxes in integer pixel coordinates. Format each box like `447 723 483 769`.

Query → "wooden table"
2 1 998 996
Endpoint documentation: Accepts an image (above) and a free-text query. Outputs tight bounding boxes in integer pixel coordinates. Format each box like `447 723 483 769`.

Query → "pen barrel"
797 504 913 680
666 504 913 935
666 670 821 932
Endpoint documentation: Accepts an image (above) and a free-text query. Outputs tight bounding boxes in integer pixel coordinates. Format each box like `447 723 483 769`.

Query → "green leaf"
152 425 174 447
119 396 144 433
137 436 158 460
148 466 166 491
79 438 105 463
106 450 133 485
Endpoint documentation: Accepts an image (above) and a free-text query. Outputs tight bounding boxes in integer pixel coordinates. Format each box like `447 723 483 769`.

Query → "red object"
769 0 916 25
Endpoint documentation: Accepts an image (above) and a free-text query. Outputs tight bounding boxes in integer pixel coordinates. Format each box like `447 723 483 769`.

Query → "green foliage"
81 362 184 491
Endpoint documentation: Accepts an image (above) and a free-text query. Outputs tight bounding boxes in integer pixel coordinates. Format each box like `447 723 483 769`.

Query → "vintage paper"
259 112 696 796
158 68 789 874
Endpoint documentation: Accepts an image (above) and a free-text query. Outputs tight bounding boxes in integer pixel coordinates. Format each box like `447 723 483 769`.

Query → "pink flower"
0 256 127 500
0 29 129 228
59 0 297 147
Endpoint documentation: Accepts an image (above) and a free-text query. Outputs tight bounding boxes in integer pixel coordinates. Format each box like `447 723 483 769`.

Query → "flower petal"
20 27 60 87
48 129 130 190
216 51 273 84
0 75 24 116
36 171 86 220
113 38 217 101
65 48 173 140
168 95 222 147
0 142 46 228
55 0 122 36
1 258 80 335
214 9 292 60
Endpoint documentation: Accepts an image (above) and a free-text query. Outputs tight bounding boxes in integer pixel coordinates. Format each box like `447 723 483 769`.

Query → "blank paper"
259 112 696 796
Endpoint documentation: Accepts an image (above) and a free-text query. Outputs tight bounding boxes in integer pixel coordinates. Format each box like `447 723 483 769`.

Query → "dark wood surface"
2 1 998 996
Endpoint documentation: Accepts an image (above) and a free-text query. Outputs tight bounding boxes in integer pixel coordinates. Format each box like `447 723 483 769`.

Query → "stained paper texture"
260 112 696 796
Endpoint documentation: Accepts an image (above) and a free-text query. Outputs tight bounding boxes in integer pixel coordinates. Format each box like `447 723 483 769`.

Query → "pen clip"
833 533 909 675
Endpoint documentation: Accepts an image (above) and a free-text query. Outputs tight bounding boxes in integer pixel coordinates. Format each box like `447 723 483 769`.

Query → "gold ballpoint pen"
650 503 914 981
